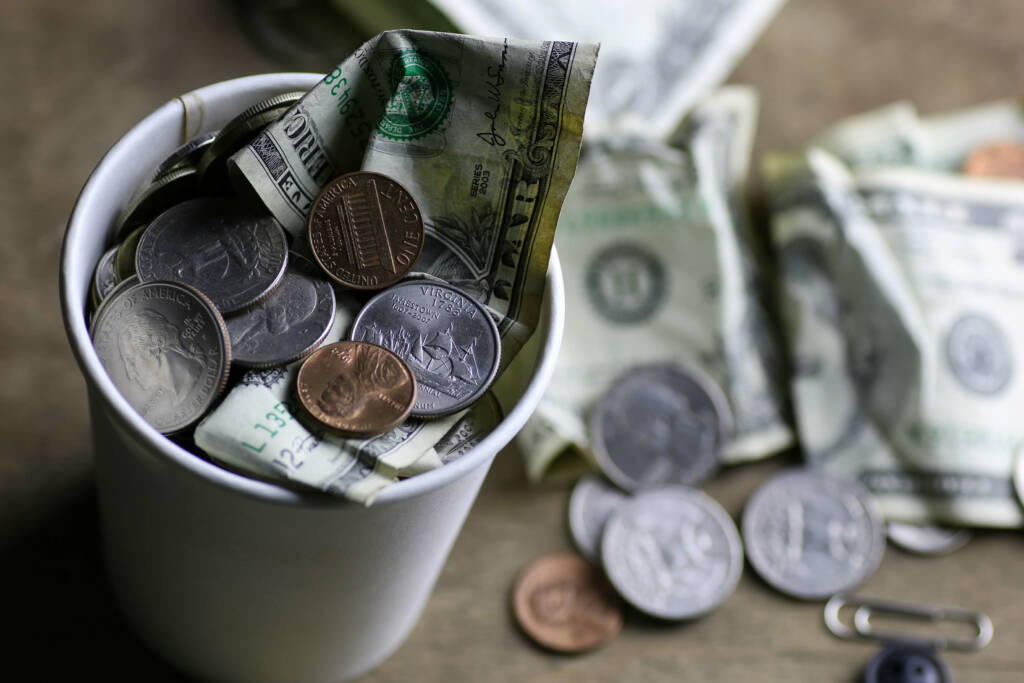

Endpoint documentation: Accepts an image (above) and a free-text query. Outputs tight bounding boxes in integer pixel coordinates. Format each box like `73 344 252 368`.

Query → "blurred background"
3 0 1024 680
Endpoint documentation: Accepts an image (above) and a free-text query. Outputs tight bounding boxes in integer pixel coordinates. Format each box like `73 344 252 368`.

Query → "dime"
886 522 972 557
197 91 304 190
568 474 627 562
963 141 1024 179
135 197 289 314
224 253 335 368
742 468 885 600
601 486 743 620
90 280 231 434
89 244 120 310
350 280 501 418
153 132 217 179
512 553 623 652
590 364 732 491
115 224 148 281
296 341 416 437
114 166 201 241
308 171 425 290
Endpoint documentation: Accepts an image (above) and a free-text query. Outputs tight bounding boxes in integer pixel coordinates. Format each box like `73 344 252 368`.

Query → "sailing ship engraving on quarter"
601 486 743 620
90 280 231 434
308 171 425 290
296 341 416 437
590 364 732 491
350 280 501 417
512 553 623 653
224 253 336 368
742 468 885 600
135 197 289 314
568 475 627 562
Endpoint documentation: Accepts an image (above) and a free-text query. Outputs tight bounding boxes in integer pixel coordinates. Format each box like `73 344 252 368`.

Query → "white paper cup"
60 73 564 682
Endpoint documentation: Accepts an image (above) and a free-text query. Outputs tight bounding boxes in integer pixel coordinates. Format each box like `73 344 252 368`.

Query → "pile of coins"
512 361 972 655
88 92 501 451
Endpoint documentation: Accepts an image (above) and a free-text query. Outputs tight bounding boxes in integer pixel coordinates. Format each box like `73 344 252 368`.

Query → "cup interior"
61 73 564 507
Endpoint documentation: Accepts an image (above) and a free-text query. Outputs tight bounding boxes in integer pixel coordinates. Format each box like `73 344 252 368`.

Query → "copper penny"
296 341 416 437
963 141 1024 179
512 553 623 653
307 171 424 290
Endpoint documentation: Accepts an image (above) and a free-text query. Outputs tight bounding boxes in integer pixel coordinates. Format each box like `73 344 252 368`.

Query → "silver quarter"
568 474 627 562
350 280 502 418
90 244 120 310
742 468 885 600
90 280 231 434
590 364 732 491
886 522 972 556
135 197 289 314
600 486 743 620
224 252 335 368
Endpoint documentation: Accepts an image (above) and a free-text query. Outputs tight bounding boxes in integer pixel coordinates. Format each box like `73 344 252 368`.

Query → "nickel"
296 341 416 437
512 553 623 652
742 468 885 600
601 486 743 620
307 171 424 290
350 280 501 418
590 364 731 491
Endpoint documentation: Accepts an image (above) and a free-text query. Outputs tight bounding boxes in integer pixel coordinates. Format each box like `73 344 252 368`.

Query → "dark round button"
864 643 952 683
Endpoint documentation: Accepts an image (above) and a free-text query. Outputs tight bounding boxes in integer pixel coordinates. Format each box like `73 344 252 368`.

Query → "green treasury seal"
378 49 454 141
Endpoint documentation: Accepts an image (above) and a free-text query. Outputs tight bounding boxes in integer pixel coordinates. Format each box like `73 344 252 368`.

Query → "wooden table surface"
3 1 1023 680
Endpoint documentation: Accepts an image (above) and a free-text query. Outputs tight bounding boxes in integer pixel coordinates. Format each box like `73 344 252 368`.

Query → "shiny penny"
962 141 1024 180
296 341 416 437
308 171 424 290
512 553 623 653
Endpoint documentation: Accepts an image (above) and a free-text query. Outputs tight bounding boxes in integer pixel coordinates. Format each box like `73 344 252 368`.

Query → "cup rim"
60 73 565 508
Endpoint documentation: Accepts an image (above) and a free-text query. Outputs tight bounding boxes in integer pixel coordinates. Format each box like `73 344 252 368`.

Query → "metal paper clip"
824 594 993 651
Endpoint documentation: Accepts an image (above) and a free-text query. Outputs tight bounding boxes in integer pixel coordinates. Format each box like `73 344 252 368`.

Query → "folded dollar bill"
521 87 793 480
767 98 1024 527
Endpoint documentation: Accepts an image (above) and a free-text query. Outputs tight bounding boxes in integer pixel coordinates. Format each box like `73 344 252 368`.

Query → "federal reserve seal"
378 49 454 141
945 313 1013 396
585 242 667 324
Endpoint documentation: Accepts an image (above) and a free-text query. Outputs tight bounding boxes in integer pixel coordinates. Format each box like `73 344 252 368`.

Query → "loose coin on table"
350 280 501 418
308 171 425 290
886 522 972 557
135 197 289 314
512 553 623 653
962 141 1024 179
224 253 336 368
90 280 231 434
568 474 627 562
601 486 743 620
742 468 885 600
590 364 732 491
296 340 416 437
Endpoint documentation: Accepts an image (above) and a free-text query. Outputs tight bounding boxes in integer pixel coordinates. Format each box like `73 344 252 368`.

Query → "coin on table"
886 522 972 557
963 141 1024 179
350 280 501 418
224 253 336 368
512 553 623 652
90 280 231 434
196 91 305 189
590 364 732 491
135 197 289 314
308 171 425 290
601 486 743 620
114 166 201 241
153 132 217 179
89 244 120 310
742 468 885 600
568 474 627 562
296 341 416 437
